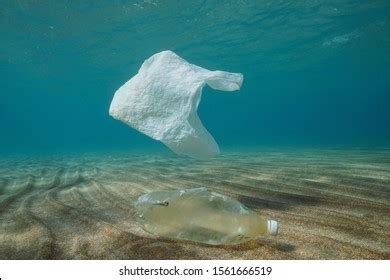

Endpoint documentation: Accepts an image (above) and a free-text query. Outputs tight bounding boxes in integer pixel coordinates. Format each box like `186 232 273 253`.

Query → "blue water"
1 1 390 155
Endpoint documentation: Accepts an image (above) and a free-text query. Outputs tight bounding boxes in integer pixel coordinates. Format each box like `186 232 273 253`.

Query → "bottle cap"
268 220 279 235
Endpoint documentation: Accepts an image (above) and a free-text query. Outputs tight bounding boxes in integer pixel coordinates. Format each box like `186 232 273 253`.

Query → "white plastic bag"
109 51 243 159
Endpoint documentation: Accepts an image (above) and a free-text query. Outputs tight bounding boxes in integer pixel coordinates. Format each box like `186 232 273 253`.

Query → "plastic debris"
109 50 243 159
134 187 278 245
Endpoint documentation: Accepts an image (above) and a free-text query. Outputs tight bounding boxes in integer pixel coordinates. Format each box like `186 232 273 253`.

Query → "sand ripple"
0 149 389 259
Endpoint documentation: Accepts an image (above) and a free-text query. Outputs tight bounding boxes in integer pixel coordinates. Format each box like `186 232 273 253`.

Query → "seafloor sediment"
0 149 389 259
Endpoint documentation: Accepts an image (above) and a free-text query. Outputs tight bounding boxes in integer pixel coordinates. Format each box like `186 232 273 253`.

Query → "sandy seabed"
0 149 389 259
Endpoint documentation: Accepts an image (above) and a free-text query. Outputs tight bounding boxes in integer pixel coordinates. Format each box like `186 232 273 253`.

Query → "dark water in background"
1 1 390 155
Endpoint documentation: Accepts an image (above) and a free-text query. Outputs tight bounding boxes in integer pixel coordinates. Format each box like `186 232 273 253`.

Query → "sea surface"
0 1 389 259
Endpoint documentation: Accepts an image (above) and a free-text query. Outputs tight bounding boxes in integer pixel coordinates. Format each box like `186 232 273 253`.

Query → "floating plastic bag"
134 187 278 245
109 50 243 159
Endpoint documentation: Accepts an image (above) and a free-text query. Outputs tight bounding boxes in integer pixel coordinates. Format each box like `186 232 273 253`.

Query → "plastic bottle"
134 187 278 245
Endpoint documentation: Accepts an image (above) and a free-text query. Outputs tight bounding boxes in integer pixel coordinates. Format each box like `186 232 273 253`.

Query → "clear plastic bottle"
134 187 278 245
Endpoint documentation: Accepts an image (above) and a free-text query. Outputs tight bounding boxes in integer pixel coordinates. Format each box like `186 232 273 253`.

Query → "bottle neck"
267 220 279 236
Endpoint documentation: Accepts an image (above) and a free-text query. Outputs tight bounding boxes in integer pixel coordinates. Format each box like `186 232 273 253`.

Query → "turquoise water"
1 1 390 155
1 2 390 259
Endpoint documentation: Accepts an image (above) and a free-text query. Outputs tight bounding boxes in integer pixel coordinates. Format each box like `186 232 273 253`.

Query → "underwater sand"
0 149 389 260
